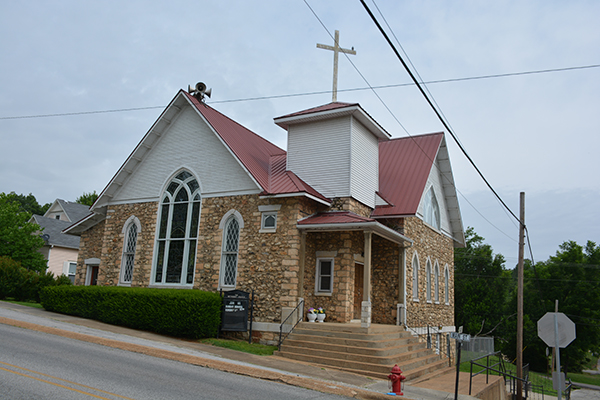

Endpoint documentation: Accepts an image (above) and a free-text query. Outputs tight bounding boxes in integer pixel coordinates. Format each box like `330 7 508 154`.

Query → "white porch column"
362 231 372 328
398 245 407 326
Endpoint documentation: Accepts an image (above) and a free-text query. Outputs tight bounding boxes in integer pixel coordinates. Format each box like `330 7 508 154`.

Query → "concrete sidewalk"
0 302 491 400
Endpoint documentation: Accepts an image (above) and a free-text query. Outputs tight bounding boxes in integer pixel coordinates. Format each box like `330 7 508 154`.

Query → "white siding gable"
113 105 260 203
350 118 378 208
286 115 379 207
287 116 352 199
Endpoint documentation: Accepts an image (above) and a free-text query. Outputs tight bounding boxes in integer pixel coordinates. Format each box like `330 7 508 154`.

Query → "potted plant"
316 307 326 322
307 307 317 322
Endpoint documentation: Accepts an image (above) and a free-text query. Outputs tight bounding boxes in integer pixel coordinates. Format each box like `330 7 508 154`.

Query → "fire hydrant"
387 364 406 396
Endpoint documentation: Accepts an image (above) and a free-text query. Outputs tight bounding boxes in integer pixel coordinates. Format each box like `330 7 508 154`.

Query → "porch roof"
297 211 412 246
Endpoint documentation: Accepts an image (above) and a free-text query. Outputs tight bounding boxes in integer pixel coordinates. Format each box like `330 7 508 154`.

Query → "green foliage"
455 228 600 374
40 286 222 339
3 192 50 215
0 256 71 302
75 191 99 206
454 227 510 336
0 193 48 272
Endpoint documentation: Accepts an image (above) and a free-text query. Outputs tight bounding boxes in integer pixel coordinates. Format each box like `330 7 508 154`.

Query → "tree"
0 193 47 272
4 192 50 215
76 191 98 206
454 227 510 337
500 240 600 373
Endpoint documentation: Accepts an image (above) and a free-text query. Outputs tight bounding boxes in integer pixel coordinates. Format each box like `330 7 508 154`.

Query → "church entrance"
353 262 364 319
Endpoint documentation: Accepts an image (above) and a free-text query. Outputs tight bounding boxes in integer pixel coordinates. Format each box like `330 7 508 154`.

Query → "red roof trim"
298 211 375 226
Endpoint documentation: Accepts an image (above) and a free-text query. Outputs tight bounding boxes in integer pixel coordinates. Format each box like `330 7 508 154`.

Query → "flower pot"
307 313 317 322
317 313 326 323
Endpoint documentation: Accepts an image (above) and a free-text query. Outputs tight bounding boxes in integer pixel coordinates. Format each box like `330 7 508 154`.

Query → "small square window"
260 212 277 232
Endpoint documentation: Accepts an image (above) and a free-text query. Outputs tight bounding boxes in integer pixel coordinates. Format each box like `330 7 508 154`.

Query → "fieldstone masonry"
75 193 455 343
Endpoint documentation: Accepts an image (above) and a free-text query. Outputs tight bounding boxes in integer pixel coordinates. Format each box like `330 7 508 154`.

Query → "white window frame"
258 204 281 233
315 257 334 295
423 186 441 230
412 252 420 302
119 215 141 286
218 210 244 290
63 261 77 284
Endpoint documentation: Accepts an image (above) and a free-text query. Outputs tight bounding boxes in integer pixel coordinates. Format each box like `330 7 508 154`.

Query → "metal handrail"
468 352 547 399
404 324 452 366
278 299 304 351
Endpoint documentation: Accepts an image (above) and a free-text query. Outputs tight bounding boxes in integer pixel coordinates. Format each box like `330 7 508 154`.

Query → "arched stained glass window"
434 262 440 303
120 218 139 285
153 171 201 285
424 187 441 230
412 253 419 301
426 259 432 303
445 265 450 304
220 216 240 288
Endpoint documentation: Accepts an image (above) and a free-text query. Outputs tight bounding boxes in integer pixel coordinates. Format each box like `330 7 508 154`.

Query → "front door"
354 263 364 319
90 266 99 286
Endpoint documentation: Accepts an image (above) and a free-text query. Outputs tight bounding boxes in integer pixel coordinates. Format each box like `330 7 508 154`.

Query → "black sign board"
221 289 251 332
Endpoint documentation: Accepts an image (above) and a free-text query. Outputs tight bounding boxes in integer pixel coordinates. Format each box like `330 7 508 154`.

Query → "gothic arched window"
153 171 201 285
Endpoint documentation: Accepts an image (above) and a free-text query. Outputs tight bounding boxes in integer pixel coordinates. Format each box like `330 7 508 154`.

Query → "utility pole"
517 192 525 400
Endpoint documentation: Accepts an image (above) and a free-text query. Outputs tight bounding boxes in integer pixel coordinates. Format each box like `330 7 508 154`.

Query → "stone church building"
66 87 464 343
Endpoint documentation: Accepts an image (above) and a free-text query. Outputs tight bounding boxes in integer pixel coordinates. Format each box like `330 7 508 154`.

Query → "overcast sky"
1 1 598 265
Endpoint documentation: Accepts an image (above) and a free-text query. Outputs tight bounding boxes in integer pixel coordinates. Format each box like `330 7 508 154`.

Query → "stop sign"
537 312 576 348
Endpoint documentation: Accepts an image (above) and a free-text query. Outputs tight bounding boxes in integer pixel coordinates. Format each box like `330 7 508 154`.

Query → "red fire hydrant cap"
391 364 402 374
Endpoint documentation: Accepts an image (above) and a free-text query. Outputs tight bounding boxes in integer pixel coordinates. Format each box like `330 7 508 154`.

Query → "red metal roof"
267 154 330 202
298 211 375 226
275 102 357 120
373 132 444 217
185 91 328 202
185 91 285 191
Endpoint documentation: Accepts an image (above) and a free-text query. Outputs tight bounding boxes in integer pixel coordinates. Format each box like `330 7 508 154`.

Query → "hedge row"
40 285 222 339
0 256 71 302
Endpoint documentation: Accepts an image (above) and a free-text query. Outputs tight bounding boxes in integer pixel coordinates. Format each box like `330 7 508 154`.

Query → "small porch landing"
275 321 452 382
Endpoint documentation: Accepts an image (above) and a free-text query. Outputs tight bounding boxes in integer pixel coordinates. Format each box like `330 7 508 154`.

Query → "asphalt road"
0 323 351 400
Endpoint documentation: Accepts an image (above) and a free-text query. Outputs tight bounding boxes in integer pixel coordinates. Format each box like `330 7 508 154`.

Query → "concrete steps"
275 322 451 381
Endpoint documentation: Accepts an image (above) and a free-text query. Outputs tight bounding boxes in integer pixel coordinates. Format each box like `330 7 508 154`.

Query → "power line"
359 0 520 225
1 64 598 120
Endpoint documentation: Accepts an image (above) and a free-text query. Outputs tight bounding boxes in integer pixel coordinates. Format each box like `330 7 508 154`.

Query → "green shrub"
40 286 222 339
0 256 25 299
0 256 72 301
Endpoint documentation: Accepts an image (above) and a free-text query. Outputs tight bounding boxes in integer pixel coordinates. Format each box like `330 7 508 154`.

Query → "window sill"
314 292 333 297
149 284 193 289
259 228 277 233
412 298 419 303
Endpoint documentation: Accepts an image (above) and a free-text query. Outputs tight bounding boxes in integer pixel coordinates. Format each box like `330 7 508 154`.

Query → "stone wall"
371 234 401 324
75 219 105 285
329 197 372 218
96 202 159 286
404 216 455 328
302 231 363 323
